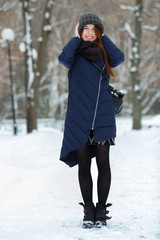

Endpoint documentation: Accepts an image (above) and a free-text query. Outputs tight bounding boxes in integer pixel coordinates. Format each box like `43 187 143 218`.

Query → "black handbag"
90 61 125 114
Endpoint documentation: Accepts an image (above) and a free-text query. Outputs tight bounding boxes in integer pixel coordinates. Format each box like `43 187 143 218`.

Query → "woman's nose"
88 29 93 35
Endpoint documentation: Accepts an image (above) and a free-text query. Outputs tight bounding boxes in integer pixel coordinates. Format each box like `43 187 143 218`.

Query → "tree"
131 0 143 130
120 0 159 129
140 0 160 115
21 0 37 133
121 0 143 129
1 0 159 127
34 0 54 118
20 0 54 132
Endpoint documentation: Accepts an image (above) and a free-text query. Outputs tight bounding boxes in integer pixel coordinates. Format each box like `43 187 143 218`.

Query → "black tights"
77 144 111 206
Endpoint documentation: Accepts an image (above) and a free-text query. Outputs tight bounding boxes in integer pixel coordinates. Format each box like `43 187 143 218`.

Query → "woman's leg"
77 145 93 204
95 144 111 205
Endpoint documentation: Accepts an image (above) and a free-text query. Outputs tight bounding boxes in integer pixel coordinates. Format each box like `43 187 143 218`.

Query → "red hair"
80 26 117 78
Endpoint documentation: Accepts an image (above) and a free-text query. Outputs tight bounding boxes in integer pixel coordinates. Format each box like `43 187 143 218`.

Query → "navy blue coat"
58 35 124 167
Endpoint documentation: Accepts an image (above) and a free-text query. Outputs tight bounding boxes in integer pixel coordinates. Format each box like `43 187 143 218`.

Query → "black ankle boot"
79 202 95 229
95 203 112 228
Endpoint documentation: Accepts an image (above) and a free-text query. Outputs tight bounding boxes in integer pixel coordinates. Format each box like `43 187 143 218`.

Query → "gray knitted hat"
78 12 104 35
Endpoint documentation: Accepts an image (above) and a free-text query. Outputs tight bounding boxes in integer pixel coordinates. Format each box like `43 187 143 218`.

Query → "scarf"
76 41 104 61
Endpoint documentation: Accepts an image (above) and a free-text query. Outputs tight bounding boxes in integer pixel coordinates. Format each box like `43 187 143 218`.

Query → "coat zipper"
91 66 105 130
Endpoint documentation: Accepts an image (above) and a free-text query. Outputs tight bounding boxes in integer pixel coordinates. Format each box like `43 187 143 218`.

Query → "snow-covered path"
0 118 160 240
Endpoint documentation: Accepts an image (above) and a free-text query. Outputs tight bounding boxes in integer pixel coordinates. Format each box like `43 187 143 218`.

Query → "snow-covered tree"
121 0 143 129
34 0 54 118
1 0 159 128
21 0 37 133
120 0 159 129
20 0 55 132
140 0 160 116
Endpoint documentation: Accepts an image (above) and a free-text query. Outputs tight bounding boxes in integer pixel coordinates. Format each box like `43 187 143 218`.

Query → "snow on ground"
0 116 160 240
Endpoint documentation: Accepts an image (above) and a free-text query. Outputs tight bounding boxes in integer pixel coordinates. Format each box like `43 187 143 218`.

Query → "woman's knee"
95 145 110 169
77 145 91 167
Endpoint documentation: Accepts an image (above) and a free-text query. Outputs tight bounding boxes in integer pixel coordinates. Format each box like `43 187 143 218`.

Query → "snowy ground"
0 116 160 240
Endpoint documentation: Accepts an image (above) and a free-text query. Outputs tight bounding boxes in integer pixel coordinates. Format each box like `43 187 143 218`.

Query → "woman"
58 12 124 229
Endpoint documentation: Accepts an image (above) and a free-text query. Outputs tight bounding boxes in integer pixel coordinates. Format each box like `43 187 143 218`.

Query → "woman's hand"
75 23 80 38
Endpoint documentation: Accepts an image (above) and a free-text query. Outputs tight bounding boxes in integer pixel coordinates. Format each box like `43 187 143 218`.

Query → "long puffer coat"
58 35 124 167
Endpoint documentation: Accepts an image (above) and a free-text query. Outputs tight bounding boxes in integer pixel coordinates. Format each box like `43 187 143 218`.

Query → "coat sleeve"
102 35 125 68
58 37 82 69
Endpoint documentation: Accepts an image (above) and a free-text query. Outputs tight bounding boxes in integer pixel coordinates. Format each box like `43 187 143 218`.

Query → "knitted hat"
78 12 104 35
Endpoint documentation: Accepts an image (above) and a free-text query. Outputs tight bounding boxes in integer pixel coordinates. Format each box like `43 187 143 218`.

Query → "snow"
36 72 40 77
124 23 135 39
130 66 137 72
135 54 139 59
25 11 35 95
137 17 142 22
134 84 140 91
0 38 7 48
143 25 159 31
120 5 139 12
38 37 43 42
43 25 52 32
19 42 26 53
24 1 28 8
45 12 50 19
32 48 38 60
47 0 54 8
0 2 16 12
39 60 59 85
0 116 160 240
132 46 137 53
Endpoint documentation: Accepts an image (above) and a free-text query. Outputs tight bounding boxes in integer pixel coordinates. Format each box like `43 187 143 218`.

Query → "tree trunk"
131 0 143 130
21 0 37 133
34 0 54 118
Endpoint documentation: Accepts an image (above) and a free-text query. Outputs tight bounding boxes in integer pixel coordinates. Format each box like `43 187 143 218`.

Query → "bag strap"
90 60 125 98
90 60 109 81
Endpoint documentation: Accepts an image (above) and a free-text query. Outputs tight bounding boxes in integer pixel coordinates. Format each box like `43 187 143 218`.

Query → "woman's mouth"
86 36 94 40
86 36 93 39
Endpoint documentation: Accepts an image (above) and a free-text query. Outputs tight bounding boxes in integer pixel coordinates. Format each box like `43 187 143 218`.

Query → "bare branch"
143 8 152 17
51 19 70 28
52 2 74 9
0 1 17 11
120 4 139 13
30 6 41 12
40 60 59 85
142 91 160 115
142 25 159 32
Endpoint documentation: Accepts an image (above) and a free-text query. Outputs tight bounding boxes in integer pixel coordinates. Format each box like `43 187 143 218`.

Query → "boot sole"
95 221 107 228
82 221 94 229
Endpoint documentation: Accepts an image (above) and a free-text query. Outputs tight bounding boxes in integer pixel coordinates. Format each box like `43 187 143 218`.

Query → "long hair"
80 26 117 78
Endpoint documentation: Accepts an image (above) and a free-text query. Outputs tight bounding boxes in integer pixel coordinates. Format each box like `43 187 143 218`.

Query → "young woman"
58 12 124 229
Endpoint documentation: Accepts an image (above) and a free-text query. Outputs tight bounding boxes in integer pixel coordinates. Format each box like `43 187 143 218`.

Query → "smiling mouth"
86 36 94 40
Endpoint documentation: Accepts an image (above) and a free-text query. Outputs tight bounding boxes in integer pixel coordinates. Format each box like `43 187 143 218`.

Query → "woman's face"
81 24 97 42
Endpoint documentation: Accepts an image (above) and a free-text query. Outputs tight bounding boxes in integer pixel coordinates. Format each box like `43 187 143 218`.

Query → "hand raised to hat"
75 23 80 38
